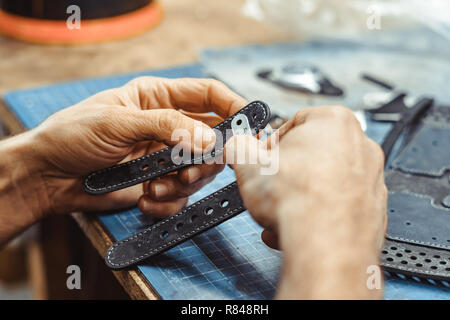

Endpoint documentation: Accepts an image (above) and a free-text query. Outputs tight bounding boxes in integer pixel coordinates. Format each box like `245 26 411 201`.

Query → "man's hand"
0 77 246 243
226 106 387 299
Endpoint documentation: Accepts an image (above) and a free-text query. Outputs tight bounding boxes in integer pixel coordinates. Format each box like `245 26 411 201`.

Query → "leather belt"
106 182 243 269
82 101 271 269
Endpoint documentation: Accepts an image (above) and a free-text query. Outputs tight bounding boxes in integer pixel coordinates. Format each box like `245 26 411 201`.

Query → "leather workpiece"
83 101 270 195
382 105 450 280
392 124 450 176
380 98 433 159
93 101 271 269
382 239 450 281
386 192 450 250
106 182 244 269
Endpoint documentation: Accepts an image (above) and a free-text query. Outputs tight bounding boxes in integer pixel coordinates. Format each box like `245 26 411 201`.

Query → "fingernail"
139 197 151 213
153 182 168 199
186 167 201 184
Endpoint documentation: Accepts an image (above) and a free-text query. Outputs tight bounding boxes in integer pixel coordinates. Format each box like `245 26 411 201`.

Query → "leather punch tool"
82 101 272 269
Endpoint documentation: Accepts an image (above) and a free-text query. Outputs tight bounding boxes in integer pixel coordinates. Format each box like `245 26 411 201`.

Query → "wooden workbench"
0 0 288 299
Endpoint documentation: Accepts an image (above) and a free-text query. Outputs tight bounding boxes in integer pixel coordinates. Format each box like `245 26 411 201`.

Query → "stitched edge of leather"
381 240 450 279
386 235 450 251
391 124 450 176
105 182 244 268
84 101 268 192
386 191 450 251
382 262 450 278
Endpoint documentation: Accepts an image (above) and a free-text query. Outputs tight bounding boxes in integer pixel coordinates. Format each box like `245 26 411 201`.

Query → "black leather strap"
106 182 244 269
83 101 270 195
381 239 450 281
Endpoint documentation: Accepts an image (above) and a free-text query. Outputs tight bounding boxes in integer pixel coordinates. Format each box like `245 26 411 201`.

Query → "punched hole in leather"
81 101 271 269
381 105 450 281
83 101 270 195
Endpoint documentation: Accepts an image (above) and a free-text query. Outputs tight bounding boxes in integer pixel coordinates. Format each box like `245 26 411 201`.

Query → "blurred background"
0 0 287 300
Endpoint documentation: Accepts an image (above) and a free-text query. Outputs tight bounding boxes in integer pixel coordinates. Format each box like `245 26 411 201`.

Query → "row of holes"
384 257 450 271
159 199 230 240
387 246 450 258
384 258 450 271
234 113 258 125
387 210 450 243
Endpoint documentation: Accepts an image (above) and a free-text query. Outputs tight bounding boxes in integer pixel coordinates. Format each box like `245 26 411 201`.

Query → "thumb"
119 108 216 153
225 135 268 181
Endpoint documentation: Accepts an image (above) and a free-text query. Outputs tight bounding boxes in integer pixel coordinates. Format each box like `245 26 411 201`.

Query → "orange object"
0 1 163 45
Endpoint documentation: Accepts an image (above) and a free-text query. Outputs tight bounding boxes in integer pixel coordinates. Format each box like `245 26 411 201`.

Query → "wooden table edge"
0 98 161 300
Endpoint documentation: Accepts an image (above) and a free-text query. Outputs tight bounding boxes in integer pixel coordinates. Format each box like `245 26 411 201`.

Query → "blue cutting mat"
3 63 450 300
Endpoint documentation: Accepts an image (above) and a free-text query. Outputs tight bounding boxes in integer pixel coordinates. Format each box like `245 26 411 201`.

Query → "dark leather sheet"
382 106 450 280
